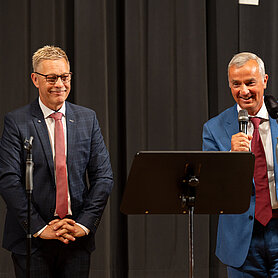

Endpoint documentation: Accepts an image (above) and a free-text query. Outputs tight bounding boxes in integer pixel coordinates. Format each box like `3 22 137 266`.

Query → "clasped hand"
39 218 86 244
231 132 252 152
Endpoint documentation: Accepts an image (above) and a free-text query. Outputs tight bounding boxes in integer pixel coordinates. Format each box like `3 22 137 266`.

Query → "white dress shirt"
237 102 278 209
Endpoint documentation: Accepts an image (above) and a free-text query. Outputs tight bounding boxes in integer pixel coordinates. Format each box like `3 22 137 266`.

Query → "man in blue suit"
0 45 113 277
203 52 278 277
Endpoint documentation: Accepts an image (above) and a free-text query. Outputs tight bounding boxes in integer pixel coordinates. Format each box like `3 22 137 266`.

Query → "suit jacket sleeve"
202 121 221 151
72 109 113 235
0 113 47 235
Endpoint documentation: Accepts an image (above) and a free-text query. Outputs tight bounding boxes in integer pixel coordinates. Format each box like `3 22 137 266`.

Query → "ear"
31 73 39 88
263 74 268 89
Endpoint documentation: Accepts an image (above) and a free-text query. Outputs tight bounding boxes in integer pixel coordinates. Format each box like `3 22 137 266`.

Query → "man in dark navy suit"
0 45 113 277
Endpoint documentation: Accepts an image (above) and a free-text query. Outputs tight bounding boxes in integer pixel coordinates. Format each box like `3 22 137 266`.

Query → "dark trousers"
12 239 91 278
227 219 278 277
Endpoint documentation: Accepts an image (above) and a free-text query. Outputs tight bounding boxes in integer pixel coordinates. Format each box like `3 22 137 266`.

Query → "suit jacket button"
50 208 55 214
249 215 253 220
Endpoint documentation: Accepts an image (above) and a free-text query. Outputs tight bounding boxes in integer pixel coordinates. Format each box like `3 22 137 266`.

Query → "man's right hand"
231 132 252 152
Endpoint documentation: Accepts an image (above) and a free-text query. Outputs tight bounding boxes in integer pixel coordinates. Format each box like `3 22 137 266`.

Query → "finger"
53 222 65 231
53 219 76 230
57 236 70 244
61 218 76 225
55 228 70 236
239 142 246 149
63 223 76 232
239 142 249 151
64 218 75 222
241 139 250 147
235 132 248 139
239 141 245 148
53 220 73 230
54 224 75 235
60 228 75 236
48 219 60 226
62 233 76 242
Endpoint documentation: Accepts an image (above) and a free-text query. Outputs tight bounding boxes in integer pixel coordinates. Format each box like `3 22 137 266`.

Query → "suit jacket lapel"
224 104 239 141
65 102 76 175
31 99 55 181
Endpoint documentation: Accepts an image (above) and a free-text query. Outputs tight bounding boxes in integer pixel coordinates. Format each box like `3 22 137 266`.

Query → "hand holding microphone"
231 109 252 151
232 94 278 151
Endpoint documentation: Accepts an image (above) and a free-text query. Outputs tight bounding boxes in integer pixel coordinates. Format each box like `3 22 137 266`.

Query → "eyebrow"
230 78 256 84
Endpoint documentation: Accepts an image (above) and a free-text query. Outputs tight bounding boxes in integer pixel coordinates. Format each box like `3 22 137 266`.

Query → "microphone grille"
238 109 248 122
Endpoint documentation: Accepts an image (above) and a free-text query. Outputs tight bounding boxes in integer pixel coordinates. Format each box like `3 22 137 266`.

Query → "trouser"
12 239 91 278
227 219 278 277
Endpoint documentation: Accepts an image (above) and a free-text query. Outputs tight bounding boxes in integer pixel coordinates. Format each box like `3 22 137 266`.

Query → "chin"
52 95 66 102
238 100 254 108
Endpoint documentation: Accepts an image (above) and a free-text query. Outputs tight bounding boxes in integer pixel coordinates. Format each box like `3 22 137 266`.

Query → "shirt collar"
39 97 66 119
236 97 269 120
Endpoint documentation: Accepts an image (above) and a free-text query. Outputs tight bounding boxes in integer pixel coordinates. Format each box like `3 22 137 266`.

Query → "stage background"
0 0 277 277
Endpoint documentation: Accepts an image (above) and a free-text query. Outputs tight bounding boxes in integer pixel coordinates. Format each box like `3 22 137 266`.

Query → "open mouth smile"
50 90 66 94
239 95 253 100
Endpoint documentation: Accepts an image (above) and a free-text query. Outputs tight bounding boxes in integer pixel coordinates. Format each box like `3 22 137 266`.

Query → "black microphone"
265 94 278 119
24 136 34 192
238 109 248 134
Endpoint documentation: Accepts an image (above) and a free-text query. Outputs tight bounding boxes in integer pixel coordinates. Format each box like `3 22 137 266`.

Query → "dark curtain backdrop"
0 0 278 277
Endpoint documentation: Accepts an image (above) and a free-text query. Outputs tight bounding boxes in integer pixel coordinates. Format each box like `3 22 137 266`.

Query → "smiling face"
31 58 71 111
228 59 268 116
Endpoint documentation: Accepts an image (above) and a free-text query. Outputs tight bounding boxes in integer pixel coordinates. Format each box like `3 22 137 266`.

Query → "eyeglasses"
35 72 72 85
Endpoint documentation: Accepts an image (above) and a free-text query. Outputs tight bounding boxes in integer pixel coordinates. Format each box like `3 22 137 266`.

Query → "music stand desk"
120 151 255 278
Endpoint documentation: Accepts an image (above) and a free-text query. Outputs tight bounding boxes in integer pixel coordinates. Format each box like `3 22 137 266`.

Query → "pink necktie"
50 112 68 219
250 117 272 226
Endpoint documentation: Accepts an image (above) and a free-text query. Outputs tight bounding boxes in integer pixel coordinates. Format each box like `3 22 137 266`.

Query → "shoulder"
4 102 34 123
65 102 99 128
7 102 33 115
202 105 237 151
66 102 96 117
204 105 237 128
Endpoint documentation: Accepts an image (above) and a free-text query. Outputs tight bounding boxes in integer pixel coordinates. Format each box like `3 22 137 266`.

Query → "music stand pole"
189 206 194 278
182 171 199 278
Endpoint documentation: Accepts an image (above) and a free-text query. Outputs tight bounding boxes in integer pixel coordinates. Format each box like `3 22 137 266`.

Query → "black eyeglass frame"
34 72 72 84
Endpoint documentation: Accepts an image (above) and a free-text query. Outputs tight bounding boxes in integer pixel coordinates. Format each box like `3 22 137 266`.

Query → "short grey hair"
228 52 265 82
32 45 69 72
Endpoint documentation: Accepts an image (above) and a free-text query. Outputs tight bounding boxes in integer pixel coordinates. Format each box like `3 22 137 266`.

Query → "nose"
240 84 249 95
54 76 64 87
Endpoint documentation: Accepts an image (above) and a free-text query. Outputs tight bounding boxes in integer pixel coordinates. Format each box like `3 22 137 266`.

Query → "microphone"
24 136 34 192
238 109 248 134
265 94 278 119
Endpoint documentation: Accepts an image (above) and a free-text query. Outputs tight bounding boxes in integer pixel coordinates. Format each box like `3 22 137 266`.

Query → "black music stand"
120 151 255 278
